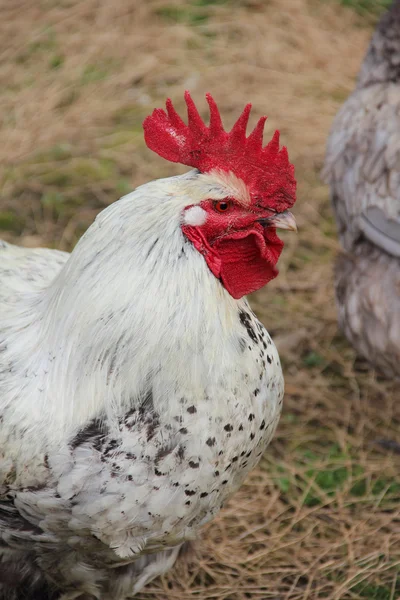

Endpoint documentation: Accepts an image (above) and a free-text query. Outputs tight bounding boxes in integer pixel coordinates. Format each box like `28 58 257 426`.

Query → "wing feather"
323 84 400 257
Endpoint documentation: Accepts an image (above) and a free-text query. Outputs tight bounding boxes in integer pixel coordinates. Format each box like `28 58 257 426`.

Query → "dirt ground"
0 0 399 598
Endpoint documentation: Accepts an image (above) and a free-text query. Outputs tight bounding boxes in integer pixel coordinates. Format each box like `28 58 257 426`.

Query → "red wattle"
182 224 283 299
214 229 282 299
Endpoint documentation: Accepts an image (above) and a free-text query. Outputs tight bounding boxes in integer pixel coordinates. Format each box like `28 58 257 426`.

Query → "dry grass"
1 0 399 598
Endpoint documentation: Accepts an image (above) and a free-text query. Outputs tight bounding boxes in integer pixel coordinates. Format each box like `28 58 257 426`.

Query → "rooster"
323 0 400 378
0 92 296 599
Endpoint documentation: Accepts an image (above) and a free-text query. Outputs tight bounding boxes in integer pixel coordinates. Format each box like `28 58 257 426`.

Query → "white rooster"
0 92 296 599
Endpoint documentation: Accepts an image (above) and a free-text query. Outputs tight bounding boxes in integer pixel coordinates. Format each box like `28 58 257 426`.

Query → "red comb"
143 91 296 211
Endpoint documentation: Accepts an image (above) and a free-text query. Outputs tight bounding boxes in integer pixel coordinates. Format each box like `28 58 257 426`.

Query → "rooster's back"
0 240 68 303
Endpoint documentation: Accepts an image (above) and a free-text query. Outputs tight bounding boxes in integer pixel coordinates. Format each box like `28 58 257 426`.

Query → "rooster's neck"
26 175 243 437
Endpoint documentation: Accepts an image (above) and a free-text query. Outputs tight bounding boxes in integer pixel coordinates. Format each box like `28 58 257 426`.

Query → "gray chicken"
323 0 400 378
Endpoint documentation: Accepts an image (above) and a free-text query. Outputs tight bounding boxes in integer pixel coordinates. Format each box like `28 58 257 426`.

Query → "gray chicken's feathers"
323 0 400 378
334 242 400 378
323 0 400 258
323 84 400 257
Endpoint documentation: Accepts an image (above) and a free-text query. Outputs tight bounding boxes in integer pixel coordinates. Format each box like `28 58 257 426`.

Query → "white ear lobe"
183 206 208 226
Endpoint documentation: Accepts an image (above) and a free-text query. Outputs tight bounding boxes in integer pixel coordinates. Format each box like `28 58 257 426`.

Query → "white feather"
182 205 208 226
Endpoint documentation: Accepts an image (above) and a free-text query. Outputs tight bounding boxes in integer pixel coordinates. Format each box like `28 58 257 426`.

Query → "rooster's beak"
258 210 297 232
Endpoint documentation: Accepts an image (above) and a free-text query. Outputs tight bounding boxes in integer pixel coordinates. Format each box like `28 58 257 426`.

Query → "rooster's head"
143 92 296 299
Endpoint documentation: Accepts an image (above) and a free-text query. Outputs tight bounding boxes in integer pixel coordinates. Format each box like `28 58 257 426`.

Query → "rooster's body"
0 94 296 599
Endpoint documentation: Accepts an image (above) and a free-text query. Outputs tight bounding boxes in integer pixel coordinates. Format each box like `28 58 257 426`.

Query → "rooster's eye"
214 200 232 213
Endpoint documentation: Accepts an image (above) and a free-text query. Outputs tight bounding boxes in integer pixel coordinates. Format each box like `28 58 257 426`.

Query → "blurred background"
0 0 399 598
